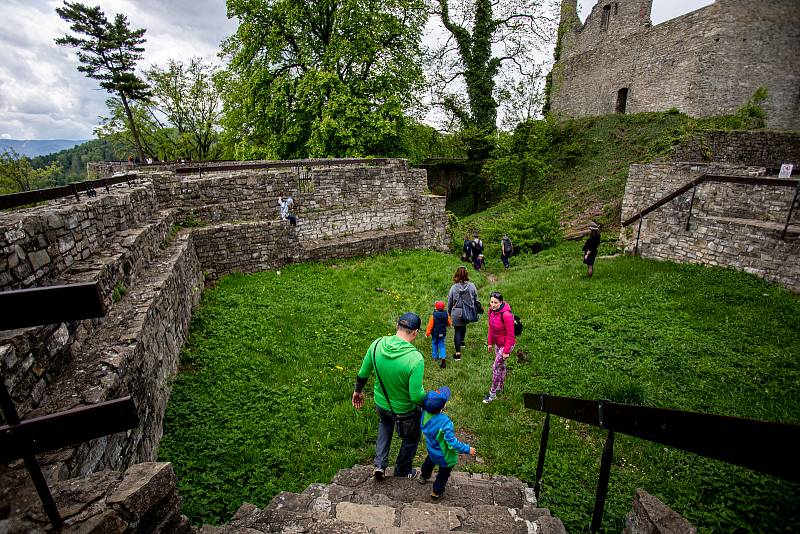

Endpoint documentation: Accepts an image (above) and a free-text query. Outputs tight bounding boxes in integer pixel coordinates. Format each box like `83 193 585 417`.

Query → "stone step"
0 209 176 421
59 209 176 309
196 465 566 534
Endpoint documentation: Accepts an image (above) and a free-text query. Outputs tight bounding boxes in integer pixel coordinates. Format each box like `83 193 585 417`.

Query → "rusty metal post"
0 382 63 529
590 430 615 534
634 217 643 256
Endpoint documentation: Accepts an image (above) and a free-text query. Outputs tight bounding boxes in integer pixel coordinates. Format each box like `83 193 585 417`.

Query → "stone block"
400 505 461 531
106 462 177 520
335 502 395 530
624 489 696 534
534 515 567 534
28 249 50 270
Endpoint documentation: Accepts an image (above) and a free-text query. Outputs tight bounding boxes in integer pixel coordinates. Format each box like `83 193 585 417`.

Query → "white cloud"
0 0 236 139
577 0 716 25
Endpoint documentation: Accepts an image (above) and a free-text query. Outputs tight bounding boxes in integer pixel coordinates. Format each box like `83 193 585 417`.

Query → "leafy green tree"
486 117 553 201
220 0 427 159
30 139 121 184
0 150 61 194
145 59 222 161
55 1 151 162
427 0 554 209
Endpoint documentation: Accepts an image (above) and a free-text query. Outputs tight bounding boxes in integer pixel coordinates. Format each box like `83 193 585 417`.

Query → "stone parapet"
624 489 697 534
0 184 157 291
620 163 800 292
667 130 800 169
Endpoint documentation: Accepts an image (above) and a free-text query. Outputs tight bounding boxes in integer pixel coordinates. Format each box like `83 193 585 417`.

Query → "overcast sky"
0 0 714 141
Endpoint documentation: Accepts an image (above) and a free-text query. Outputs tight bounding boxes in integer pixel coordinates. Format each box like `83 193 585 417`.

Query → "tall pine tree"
55 2 151 162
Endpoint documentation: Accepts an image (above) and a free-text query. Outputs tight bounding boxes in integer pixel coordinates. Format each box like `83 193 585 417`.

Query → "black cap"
397 312 421 330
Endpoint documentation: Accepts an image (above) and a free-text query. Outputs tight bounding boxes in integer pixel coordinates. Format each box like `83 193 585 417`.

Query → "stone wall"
619 163 800 291
0 185 157 291
1 159 448 480
667 130 800 168
550 0 800 130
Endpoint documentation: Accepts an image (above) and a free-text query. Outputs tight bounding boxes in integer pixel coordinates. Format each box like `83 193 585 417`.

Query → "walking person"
418 386 476 500
500 233 513 269
583 222 601 278
447 266 479 361
425 301 451 369
470 233 484 271
483 291 515 404
461 234 473 262
352 313 426 479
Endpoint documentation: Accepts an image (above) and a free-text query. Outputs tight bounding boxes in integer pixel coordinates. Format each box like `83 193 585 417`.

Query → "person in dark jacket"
583 222 601 278
461 234 473 262
470 233 484 271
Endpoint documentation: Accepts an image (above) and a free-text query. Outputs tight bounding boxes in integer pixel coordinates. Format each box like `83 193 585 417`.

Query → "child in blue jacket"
418 386 476 499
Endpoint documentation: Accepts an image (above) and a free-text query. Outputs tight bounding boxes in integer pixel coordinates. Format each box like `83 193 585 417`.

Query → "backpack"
512 314 523 336
503 310 523 336
502 237 513 255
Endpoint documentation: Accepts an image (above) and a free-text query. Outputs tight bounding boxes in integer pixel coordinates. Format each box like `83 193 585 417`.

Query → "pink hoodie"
487 302 516 354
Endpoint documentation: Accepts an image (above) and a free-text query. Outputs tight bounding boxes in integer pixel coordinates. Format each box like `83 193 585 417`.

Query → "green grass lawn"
158 244 800 531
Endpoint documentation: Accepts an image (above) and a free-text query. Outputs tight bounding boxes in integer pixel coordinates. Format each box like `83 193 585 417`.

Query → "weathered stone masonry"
0 160 448 528
619 162 800 291
550 0 800 130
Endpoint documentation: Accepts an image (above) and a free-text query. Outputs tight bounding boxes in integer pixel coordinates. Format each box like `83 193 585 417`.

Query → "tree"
145 59 223 161
55 2 151 162
220 0 428 159
0 150 61 194
427 0 555 209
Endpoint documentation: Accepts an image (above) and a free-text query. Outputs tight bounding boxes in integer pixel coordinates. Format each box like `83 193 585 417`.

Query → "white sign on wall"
778 163 794 178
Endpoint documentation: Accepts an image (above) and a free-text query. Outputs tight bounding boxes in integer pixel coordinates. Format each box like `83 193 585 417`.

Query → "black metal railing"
524 392 800 533
0 173 140 211
622 174 800 252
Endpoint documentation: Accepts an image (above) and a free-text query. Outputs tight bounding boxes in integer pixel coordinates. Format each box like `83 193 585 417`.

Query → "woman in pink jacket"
483 291 516 404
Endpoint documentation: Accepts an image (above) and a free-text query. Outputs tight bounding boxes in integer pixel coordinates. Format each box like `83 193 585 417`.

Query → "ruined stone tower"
548 0 800 130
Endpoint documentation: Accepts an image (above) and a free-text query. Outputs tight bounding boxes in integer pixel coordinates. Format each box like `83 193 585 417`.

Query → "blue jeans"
375 406 420 476
431 336 447 360
421 456 453 495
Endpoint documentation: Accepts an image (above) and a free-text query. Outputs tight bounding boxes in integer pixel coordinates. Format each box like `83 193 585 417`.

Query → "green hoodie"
357 335 425 414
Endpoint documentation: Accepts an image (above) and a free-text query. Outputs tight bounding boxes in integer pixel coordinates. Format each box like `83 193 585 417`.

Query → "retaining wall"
619 163 800 291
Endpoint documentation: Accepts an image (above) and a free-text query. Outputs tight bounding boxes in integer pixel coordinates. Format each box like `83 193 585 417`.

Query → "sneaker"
373 468 385 481
482 393 496 404
431 491 443 501
440 359 446 369
453 353 461 361
396 468 420 479
418 475 430 485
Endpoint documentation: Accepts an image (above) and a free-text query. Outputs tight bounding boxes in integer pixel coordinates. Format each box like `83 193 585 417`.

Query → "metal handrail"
621 174 799 243
621 174 798 227
524 392 800 533
0 173 139 211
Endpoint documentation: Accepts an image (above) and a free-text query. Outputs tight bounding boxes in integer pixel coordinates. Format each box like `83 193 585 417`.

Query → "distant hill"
0 139 89 158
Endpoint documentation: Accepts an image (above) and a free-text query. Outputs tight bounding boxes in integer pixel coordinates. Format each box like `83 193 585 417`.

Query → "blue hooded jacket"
420 410 471 467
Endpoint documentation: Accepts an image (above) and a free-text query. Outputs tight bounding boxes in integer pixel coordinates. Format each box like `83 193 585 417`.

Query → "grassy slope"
159 247 800 532
449 111 699 236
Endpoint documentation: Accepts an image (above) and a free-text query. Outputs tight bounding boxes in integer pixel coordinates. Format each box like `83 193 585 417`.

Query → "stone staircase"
197 465 566 534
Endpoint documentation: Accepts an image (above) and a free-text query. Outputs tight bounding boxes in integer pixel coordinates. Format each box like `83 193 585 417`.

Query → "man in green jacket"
352 312 426 480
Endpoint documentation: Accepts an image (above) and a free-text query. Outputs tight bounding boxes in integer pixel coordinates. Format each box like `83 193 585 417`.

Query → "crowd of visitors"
352 222 601 500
